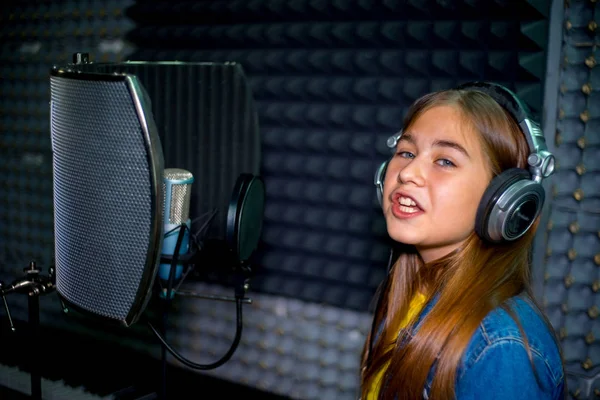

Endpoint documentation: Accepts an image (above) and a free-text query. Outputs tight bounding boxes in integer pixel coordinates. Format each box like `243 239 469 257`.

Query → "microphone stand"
0 260 58 400
157 226 187 400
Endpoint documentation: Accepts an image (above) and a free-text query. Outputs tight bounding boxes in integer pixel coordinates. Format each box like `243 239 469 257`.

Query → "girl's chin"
386 230 423 246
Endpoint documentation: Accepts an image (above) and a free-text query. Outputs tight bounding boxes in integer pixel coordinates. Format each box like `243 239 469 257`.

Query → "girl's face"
382 105 493 263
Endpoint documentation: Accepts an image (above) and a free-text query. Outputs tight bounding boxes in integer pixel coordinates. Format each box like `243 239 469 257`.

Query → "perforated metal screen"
50 72 163 326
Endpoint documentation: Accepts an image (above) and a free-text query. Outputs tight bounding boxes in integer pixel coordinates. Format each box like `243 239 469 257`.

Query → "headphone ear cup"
374 160 390 208
475 168 545 243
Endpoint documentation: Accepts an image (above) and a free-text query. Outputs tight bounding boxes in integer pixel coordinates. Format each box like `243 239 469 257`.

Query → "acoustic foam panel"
124 0 552 312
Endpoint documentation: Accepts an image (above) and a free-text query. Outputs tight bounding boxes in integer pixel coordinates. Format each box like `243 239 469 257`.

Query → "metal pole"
28 292 41 400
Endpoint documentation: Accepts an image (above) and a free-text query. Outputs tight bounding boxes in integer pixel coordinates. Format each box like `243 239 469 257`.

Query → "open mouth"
393 193 423 214
398 197 420 213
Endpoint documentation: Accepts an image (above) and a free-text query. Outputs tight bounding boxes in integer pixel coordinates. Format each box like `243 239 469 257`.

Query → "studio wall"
1 1 599 398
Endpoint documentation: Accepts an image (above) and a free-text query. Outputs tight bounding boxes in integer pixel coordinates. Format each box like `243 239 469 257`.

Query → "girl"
361 83 565 399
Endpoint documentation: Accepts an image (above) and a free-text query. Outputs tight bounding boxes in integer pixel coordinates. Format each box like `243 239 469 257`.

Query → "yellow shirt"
364 292 427 400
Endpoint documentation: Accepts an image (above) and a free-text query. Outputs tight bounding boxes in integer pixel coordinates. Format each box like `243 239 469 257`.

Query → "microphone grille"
164 168 193 181
164 168 193 224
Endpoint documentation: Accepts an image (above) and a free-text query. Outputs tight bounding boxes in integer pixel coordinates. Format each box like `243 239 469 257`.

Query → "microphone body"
159 168 194 281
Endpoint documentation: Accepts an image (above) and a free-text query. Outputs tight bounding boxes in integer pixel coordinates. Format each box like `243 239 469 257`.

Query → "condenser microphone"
159 168 194 281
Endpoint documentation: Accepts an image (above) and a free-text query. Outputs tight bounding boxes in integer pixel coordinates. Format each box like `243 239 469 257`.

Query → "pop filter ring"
226 173 266 268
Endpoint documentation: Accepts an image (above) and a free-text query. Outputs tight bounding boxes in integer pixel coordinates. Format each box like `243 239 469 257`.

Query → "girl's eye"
436 159 455 167
397 151 414 159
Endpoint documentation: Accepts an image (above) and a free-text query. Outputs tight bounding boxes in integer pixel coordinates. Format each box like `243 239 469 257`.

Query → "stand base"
0 321 292 400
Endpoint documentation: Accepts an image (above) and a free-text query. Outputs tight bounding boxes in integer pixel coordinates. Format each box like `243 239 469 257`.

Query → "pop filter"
226 174 266 266
49 67 164 327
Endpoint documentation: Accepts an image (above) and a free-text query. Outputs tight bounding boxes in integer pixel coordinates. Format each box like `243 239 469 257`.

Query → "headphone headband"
455 81 555 183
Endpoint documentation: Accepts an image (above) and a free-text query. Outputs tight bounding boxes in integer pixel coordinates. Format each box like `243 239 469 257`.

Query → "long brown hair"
360 89 560 399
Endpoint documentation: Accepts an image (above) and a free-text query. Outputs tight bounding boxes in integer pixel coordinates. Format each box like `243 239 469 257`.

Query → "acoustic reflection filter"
50 68 164 327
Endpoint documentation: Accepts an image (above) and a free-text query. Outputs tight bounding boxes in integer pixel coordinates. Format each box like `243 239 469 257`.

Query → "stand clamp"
0 260 57 400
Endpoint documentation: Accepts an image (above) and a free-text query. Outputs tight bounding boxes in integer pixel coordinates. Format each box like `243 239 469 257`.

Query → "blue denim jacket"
416 294 565 399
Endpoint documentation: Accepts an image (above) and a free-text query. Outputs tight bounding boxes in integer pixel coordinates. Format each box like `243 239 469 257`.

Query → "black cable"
173 211 216 291
158 223 198 293
150 216 245 371
165 224 186 300
158 209 217 293
147 297 244 370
